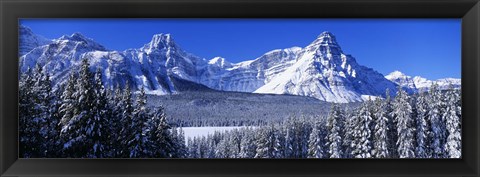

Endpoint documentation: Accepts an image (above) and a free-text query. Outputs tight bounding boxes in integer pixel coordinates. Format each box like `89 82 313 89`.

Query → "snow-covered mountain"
385 71 461 92
254 32 399 103
19 25 52 56
199 47 302 92
19 27 460 103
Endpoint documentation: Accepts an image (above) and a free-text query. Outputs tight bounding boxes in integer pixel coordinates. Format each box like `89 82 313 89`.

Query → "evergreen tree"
42 74 62 157
415 91 430 158
127 87 150 157
308 121 326 158
172 127 188 158
187 137 199 158
393 88 415 158
20 64 57 157
119 81 134 157
229 129 243 158
19 68 35 157
255 124 280 158
59 58 97 157
342 112 355 158
444 85 461 158
239 128 257 158
283 117 310 158
385 89 398 158
108 84 123 156
326 104 343 158
372 99 389 158
350 101 372 158
150 107 174 158
88 68 111 157
215 132 233 158
58 72 77 157
428 83 447 158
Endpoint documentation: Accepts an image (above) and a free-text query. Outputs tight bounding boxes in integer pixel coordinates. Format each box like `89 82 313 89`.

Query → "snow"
182 126 253 142
361 95 383 101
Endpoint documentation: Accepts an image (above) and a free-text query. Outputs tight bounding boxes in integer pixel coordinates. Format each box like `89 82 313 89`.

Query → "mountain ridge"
19 27 460 103
385 70 461 92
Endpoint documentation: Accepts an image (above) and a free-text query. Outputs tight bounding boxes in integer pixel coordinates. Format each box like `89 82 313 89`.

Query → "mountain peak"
151 33 172 42
385 70 409 80
143 33 176 52
56 32 107 51
59 32 90 42
19 25 33 34
19 25 52 56
208 57 232 68
305 31 343 55
317 31 335 38
315 31 339 45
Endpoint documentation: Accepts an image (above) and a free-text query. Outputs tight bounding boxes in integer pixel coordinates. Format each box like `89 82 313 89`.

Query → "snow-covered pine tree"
150 107 174 158
88 68 111 157
45 83 62 157
393 87 415 158
326 104 343 158
350 101 372 158
428 83 447 158
444 85 461 158
239 128 257 158
229 129 243 158
118 81 134 157
385 88 398 158
28 64 54 157
255 124 279 158
19 67 40 157
308 121 326 158
372 98 389 158
58 72 77 129
108 84 123 156
284 119 294 158
58 71 77 157
215 132 233 158
174 127 188 158
415 91 430 158
60 58 97 157
342 111 355 158
187 137 199 158
299 117 312 158
127 86 150 158
197 136 209 158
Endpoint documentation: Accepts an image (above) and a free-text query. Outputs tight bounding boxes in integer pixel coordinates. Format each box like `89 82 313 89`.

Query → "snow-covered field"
182 126 251 142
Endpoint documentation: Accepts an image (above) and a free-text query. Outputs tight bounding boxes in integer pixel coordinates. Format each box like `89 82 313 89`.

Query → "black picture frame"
1 0 479 176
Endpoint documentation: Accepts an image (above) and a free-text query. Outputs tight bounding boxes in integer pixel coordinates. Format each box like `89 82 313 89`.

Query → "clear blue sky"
20 19 460 80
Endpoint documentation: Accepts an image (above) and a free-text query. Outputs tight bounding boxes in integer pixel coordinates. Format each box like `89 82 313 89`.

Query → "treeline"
169 117 269 127
186 86 462 158
19 58 187 158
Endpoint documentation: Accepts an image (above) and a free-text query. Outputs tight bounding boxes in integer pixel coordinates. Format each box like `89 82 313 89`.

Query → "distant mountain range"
385 70 460 92
19 25 460 103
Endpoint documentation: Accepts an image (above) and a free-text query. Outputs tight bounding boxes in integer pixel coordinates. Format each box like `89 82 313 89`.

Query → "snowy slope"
19 25 52 56
254 32 398 103
386 71 461 92
198 47 302 92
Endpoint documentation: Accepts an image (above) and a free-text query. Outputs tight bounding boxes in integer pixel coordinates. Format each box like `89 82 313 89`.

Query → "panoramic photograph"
18 19 461 158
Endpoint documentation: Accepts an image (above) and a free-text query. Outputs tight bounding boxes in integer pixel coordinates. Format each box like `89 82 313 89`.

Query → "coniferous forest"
20 58 461 158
